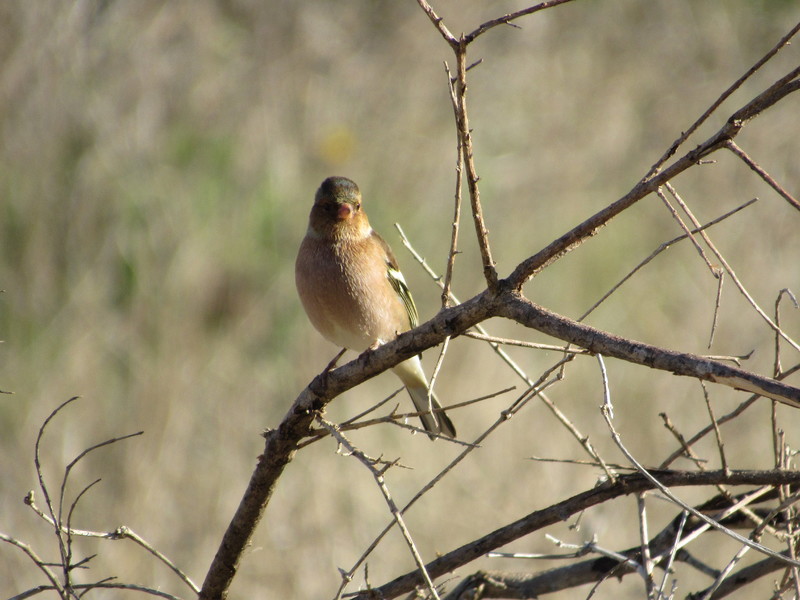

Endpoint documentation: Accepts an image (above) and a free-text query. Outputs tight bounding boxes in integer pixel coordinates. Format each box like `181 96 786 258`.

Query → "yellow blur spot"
316 126 356 167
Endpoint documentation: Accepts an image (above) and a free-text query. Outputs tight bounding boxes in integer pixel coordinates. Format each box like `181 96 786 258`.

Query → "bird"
295 176 456 439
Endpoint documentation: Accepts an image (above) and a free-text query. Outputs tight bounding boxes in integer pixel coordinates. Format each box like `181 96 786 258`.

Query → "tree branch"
351 470 800 600
496 292 800 408
463 0 576 43
505 67 800 289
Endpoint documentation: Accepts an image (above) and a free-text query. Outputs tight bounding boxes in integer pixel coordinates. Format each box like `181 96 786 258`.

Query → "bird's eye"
354 202 361 211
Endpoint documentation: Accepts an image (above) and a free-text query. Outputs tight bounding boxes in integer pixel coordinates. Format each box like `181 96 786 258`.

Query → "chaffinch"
295 176 456 439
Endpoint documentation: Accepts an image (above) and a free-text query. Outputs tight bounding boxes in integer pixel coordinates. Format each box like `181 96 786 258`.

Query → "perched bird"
296 176 456 439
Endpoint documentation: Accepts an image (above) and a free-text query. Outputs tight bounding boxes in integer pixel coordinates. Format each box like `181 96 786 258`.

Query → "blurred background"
1 1 799 598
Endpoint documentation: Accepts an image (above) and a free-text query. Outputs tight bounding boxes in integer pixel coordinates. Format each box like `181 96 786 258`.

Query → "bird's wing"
372 230 419 329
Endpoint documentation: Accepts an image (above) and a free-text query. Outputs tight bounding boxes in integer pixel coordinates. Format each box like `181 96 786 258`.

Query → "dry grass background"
1 1 800 598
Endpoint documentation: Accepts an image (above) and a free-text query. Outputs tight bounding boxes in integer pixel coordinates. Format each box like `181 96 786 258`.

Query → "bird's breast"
296 236 404 351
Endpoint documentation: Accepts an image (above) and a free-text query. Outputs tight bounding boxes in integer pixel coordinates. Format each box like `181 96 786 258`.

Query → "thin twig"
463 331 589 353
34 396 80 575
660 395 756 469
414 0 457 46
547 534 646 577
318 417 442 600
775 289 799 377
9 582 185 600
670 192 800 353
601 401 800 568
696 491 800 600
701 382 729 475
0 533 64 597
725 140 800 212
578 198 757 322
708 270 725 349
655 510 688 600
637 493 657 599
301 388 508 448
395 225 620 479
463 0 577 43
527 456 636 470
427 335 450 416
397 225 616 478
442 61 463 308
24 493 199 594
658 186 719 276
453 41 497 290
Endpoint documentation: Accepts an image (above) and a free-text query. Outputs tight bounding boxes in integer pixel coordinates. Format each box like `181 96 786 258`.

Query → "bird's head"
308 176 371 241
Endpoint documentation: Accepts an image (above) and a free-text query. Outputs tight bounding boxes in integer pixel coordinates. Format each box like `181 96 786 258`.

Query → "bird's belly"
311 297 395 351
296 272 390 352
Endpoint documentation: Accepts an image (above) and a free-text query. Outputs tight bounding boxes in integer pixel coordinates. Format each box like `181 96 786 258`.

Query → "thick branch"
198 410 314 599
497 292 800 408
353 470 800 600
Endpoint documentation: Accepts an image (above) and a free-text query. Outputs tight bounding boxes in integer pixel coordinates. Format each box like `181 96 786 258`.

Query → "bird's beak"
337 202 355 220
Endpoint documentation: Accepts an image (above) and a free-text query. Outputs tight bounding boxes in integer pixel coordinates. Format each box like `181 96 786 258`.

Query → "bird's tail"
393 357 456 439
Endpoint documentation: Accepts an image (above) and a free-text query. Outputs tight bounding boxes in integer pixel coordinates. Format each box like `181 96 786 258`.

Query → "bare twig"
665 183 800 354
579 198 757 322
701 382 729 475
725 139 800 212
655 510 688 600
658 186 719 276
453 43 497 290
463 331 589 353
8 581 185 600
692 492 800 600
318 417 442 600
775 289 799 377
0 533 64 597
600 403 800 568
414 0 457 46
463 0 576 43
637 493 657 598
427 335 450 415
34 397 80 576
709 270 725 349
442 61 463 308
